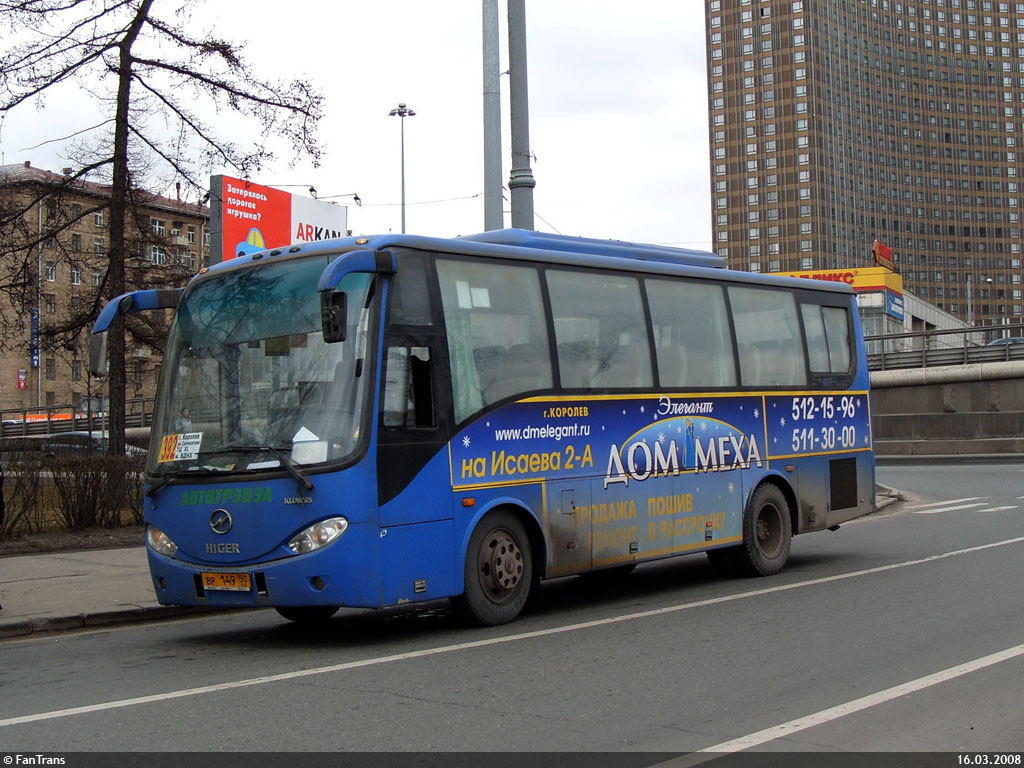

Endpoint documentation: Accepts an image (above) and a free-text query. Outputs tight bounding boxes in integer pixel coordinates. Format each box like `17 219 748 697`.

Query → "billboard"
209 175 349 263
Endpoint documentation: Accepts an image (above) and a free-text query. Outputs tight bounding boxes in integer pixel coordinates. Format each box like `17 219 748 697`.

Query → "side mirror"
88 331 109 378
321 291 347 343
89 288 182 378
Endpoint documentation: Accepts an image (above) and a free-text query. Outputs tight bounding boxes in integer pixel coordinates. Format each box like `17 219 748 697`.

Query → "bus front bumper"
146 533 381 610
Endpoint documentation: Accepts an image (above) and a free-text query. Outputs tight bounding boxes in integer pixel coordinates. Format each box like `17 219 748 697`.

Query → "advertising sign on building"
209 175 349 264
872 239 895 270
885 289 905 320
778 266 904 295
17 369 27 390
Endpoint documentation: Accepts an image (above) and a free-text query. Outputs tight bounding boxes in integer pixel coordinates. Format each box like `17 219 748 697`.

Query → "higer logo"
205 542 240 554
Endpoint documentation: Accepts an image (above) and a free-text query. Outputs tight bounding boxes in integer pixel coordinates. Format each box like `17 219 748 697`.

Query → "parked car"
40 431 147 458
986 336 1024 345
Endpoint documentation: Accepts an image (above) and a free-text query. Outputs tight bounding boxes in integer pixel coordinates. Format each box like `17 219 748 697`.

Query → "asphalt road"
1 461 1021 755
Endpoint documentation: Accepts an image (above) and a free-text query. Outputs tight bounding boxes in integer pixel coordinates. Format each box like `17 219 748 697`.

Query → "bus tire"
730 483 792 577
275 606 339 624
452 511 533 626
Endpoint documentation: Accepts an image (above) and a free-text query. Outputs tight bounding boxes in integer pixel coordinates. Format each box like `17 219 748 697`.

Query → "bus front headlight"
147 525 178 557
287 517 349 555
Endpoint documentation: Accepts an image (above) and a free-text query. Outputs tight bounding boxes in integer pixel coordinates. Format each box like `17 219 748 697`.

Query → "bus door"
377 253 450 527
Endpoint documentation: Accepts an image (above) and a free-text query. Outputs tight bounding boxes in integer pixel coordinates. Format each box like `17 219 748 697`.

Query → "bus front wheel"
731 483 792 577
453 511 533 626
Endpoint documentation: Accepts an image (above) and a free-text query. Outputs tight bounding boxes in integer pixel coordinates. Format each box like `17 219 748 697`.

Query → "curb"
874 483 901 512
0 603 248 640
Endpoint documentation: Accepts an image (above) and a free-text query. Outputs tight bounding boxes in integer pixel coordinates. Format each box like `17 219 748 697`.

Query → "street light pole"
388 103 416 233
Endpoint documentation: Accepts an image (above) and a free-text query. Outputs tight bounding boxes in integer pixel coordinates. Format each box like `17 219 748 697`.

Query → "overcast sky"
0 1 711 250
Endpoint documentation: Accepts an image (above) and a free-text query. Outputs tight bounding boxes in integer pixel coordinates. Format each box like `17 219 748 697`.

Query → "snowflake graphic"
658 432 666 444
462 436 471 448
728 482 735 494
700 421 708 431
753 408 760 419
640 405 645 414
780 417 787 427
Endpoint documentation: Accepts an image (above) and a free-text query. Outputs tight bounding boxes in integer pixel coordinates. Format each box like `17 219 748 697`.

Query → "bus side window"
801 304 830 372
730 285 807 387
801 303 852 375
548 270 653 389
437 260 552 423
822 307 852 373
646 278 736 387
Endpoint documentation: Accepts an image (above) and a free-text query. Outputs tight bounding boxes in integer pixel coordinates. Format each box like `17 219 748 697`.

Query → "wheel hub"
479 529 524 602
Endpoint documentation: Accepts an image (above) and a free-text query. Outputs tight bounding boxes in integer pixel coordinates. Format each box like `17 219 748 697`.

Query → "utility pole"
507 0 535 230
482 0 503 231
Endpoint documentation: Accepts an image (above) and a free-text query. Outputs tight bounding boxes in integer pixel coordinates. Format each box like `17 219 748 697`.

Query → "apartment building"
706 0 1024 332
0 161 209 413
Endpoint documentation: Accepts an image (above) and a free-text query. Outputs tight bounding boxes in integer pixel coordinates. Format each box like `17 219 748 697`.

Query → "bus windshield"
149 255 376 476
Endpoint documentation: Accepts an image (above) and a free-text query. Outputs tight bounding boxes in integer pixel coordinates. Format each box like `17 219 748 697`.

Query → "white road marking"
912 503 989 515
980 506 1019 513
1 535 1023 729
909 497 985 509
658 643 1024 765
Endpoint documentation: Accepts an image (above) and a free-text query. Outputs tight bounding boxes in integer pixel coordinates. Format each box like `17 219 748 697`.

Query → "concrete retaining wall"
870 361 1024 455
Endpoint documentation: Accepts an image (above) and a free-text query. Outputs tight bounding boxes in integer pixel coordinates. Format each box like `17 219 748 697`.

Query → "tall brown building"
705 0 1024 332
0 162 209 415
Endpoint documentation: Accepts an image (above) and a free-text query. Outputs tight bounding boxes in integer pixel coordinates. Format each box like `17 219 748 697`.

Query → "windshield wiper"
213 443 314 491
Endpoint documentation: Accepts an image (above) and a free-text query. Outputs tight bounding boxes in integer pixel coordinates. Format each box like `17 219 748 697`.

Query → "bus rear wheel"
275 606 339 624
452 511 533 626
730 483 792 577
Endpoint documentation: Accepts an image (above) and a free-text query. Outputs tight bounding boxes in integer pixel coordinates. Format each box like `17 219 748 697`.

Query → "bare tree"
0 0 323 452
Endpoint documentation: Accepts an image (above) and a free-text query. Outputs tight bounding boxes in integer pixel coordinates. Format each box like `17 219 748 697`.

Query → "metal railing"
866 322 1024 371
0 397 156 437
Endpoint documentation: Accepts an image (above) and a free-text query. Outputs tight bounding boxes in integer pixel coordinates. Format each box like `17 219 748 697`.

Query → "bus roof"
462 229 727 269
202 229 854 296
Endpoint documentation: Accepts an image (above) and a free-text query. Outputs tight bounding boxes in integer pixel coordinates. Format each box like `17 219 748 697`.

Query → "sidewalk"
0 546 216 639
0 485 903 640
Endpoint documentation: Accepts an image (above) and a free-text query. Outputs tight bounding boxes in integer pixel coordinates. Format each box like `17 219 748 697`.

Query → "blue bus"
90 229 874 626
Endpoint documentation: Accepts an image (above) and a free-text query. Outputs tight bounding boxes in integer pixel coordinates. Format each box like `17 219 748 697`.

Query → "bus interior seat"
657 345 687 387
558 340 600 388
591 342 650 388
740 343 762 385
479 342 550 405
473 345 508 402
